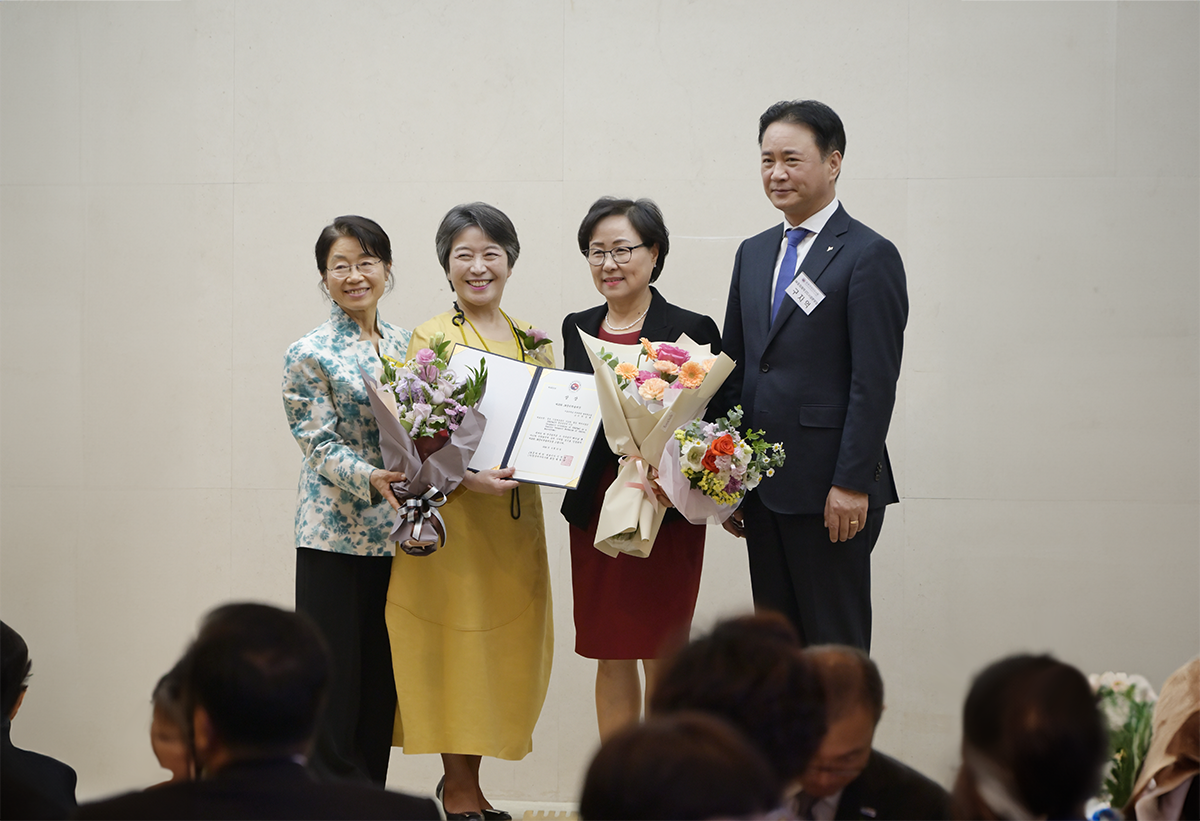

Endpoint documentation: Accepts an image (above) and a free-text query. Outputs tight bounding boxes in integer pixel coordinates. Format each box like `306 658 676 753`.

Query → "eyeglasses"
584 244 645 267
326 259 383 278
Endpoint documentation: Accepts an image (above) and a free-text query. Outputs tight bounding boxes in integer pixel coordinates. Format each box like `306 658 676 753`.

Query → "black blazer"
2 718 77 820
560 286 721 529
716 205 907 515
834 749 950 821
75 757 439 820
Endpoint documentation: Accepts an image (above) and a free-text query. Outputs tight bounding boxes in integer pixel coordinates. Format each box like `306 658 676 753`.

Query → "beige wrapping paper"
1127 657 1200 819
578 329 735 558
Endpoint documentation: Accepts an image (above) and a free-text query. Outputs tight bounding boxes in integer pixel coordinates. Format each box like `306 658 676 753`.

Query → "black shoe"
482 810 512 821
436 776 487 821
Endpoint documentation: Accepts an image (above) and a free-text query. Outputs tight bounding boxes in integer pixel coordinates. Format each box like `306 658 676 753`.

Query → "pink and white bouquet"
361 333 487 556
595 338 719 411
659 406 786 525
579 329 735 558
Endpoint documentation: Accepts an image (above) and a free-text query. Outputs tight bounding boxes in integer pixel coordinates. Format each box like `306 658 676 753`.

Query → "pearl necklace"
604 303 650 332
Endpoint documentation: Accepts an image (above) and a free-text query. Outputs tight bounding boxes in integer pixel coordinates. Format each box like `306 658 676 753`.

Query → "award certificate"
447 346 602 488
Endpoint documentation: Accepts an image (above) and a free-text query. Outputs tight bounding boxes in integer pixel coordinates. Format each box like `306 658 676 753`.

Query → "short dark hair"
758 100 847 162
806 645 885 725
957 654 1108 820
649 613 826 783
579 712 782 821
314 215 394 271
181 603 331 752
313 215 394 295
1 621 31 718
576 197 670 283
152 656 189 731
434 202 521 273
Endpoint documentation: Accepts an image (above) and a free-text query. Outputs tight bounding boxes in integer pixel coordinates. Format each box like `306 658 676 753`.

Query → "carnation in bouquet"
360 333 487 556
580 329 735 558
659 406 786 525
1088 671 1158 811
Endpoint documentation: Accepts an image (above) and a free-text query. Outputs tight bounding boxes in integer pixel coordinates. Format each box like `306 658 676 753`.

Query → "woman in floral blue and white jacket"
281 215 410 785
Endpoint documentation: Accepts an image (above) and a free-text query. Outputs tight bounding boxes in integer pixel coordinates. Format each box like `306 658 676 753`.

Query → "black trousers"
743 492 885 651
295 547 396 785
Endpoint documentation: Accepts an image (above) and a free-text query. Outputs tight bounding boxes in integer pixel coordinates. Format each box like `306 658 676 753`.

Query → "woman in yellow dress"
387 203 553 821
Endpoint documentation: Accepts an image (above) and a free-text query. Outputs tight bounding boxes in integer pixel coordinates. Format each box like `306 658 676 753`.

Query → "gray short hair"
434 202 520 273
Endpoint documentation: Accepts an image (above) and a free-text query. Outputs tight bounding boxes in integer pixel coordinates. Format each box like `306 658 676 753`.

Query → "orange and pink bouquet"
579 329 735 558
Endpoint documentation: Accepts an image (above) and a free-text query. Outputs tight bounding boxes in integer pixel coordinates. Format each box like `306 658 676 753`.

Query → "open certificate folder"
447 346 603 488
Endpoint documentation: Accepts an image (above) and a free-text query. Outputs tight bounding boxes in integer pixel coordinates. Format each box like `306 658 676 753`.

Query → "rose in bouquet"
580 329 735 558
1088 671 1158 810
360 333 487 556
658 405 785 525
595 337 718 412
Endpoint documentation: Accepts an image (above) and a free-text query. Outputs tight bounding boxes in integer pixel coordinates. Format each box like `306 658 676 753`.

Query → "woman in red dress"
560 197 722 740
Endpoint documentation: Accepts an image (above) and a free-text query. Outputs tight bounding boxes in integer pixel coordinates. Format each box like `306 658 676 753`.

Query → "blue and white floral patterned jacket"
282 302 412 556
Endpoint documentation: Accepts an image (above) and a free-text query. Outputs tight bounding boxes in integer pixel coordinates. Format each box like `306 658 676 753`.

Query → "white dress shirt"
770 197 841 297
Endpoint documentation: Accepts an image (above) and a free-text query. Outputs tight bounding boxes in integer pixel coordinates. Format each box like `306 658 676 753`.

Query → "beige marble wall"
2 0 1196 805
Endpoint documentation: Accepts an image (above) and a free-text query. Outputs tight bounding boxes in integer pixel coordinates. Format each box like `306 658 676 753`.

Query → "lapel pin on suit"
827 246 834 252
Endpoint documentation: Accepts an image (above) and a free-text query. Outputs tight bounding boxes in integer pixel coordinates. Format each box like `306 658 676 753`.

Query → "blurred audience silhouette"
76 602 437 820
1 620 78 820
951 653 1108 821
579 711 782 820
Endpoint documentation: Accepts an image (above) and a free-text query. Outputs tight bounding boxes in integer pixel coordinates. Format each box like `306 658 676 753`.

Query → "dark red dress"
568 327 706 660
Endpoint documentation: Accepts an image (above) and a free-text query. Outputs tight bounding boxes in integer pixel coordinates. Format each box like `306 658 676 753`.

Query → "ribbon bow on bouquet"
392 485 449 556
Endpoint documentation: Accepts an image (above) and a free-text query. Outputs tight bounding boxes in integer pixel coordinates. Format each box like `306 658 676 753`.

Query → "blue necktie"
771 227 808 323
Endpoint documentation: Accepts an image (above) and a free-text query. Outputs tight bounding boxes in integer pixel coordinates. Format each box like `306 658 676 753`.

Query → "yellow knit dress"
386 311 553 759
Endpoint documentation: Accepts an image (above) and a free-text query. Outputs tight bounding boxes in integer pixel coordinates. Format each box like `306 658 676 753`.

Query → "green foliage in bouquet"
1091 672 1157 809
378 332 487 437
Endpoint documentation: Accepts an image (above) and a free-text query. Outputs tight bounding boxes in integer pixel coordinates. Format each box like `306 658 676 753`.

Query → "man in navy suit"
794 646 949 820
718 100 908 650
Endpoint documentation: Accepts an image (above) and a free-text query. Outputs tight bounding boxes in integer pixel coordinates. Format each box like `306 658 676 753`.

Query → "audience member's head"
649 613 826 787
579 711 782 821
1 620 32 721
150 658 192 783
178 602 331 774
799 645 885 799
952 653 1108 821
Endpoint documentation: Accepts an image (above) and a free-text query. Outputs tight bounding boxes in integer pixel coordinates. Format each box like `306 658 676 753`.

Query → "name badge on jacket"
786 271 826 315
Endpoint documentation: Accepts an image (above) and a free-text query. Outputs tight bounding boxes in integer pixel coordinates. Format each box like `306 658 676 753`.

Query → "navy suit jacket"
833 749 950 820
1 718 77 820
76 757 438 820
717 204 907 515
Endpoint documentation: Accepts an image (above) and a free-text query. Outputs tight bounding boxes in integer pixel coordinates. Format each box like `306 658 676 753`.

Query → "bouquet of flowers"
579 329 735 558
658 406 786 525
361 333 488 556
1088 671 1158 811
